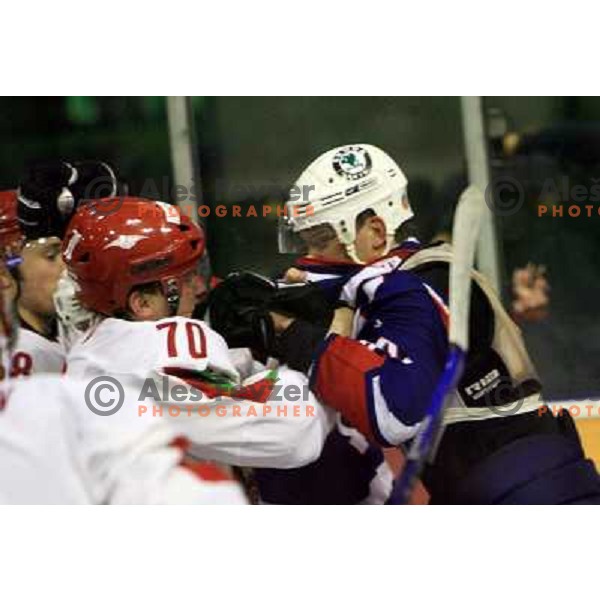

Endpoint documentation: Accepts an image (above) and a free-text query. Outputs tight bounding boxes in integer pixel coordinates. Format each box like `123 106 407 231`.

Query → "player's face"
301 215 388 264
353 216 388 263
18 237 64 319
176 270 203 318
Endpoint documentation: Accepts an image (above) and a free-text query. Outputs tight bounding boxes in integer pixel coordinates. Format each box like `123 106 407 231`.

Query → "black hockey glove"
204 271 333 360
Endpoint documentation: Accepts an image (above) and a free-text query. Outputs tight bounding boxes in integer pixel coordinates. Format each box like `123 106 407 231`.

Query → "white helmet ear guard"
278 214 306 255
279 144 413 260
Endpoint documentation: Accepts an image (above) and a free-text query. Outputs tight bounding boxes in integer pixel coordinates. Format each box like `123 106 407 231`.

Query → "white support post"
167 96 213 281
460 96 502 292
167 96 199 224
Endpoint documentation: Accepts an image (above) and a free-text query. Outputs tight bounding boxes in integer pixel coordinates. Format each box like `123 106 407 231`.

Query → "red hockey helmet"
0 190 24 262
62 197 205 316
0 190 24 354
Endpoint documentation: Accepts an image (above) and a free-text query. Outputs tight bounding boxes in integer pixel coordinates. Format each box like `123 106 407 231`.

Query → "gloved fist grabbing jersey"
202 271 333 363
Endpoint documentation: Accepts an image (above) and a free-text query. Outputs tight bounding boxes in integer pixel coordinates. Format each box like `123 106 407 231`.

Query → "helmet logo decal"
156 201 181 225
332 146 372 181
64 229 83 262
104 234 148 251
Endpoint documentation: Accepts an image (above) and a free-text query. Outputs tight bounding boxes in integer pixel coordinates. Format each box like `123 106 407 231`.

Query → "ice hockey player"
275 143 600 504
1 160 118 376
204 272 393 504
204 271 395 504
61 196 332 475
0 187 246 504
0 187 63 376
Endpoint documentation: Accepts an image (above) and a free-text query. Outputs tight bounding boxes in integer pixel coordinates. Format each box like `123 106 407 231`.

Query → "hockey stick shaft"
391 186 486 504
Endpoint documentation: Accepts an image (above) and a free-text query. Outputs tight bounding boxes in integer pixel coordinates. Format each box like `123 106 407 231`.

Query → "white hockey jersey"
0 375 247 504
7 327 65 377
66 317 333 469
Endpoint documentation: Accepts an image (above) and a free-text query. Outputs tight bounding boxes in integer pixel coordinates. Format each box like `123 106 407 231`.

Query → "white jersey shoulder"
67 316 239 385
9 328 65 377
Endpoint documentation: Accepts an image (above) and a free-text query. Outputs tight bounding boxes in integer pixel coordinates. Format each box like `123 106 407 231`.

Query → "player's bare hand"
270 311 295 334
283 267 307 283
511 263 550 321
327 306 355 337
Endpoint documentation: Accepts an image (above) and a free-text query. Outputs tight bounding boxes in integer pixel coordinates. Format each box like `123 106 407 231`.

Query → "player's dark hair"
355 208 376 230
297 224 337 252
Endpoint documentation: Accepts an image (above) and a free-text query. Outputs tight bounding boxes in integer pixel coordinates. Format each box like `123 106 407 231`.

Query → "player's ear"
368 216 388 251
127 289 155 321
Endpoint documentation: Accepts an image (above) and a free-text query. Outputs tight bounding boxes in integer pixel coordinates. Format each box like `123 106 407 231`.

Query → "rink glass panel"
192 96 465 277
0 97 172 197
483 97 600 402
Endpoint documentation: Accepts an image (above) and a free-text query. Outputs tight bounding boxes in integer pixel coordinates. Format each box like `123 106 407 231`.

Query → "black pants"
421 412 600 504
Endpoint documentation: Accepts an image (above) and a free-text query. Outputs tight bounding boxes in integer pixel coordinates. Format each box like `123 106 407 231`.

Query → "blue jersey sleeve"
311 270 449 446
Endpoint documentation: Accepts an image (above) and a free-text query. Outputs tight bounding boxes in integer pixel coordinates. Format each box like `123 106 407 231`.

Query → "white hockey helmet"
278 144 413 262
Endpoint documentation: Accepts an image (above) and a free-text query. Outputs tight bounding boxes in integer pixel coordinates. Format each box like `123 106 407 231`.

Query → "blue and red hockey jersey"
296 240 450 447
